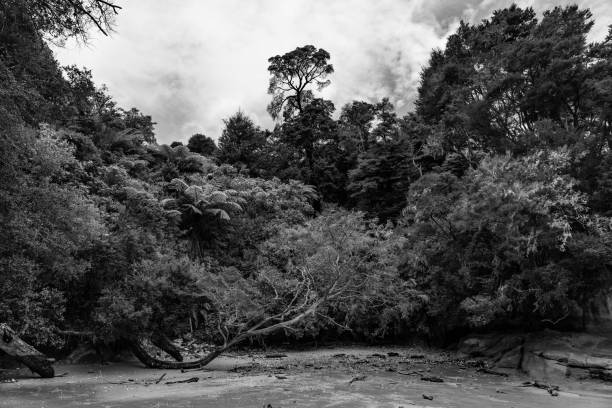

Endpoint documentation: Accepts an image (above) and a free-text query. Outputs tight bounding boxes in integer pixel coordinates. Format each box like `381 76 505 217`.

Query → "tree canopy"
1 3 612 367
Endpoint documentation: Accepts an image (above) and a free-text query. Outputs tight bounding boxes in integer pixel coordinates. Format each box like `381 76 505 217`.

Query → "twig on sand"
155 373 166 384
165 376 199 385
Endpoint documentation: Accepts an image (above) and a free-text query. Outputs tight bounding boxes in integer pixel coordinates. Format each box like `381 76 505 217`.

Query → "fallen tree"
130 215 360 369
130 271 333 369
127 211 410 370
0 323 54 378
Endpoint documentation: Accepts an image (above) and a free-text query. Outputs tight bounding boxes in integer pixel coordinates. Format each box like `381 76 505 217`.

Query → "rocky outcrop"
458 330 612 382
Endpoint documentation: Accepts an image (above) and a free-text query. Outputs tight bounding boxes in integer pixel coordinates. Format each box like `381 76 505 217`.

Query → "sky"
52 0 612 144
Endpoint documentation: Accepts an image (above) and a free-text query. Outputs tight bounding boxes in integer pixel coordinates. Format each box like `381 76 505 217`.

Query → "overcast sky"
53 0 612 144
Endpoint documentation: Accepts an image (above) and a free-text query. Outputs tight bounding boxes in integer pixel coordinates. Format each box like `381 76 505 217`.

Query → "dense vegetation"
1 1 611 359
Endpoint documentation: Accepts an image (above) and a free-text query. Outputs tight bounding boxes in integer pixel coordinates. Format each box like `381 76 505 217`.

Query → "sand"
1 347 611 407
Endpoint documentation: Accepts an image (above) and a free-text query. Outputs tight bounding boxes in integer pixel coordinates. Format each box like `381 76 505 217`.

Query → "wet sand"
1 347 611 407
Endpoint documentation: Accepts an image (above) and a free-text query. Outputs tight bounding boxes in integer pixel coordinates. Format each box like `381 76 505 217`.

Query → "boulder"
459 330 612 383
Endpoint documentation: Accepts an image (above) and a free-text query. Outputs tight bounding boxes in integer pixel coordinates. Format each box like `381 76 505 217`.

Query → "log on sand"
0 323 54 378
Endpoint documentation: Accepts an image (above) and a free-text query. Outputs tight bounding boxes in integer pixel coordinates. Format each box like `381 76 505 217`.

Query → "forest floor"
1 346 611 408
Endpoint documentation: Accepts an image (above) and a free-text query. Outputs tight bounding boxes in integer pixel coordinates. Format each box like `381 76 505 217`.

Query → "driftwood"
151 333 183 362
0 323 54 378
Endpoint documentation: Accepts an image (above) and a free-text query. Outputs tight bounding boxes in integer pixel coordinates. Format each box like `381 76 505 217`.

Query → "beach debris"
387 352 400 357
349 374 367 384
265 353 288 359
477 367 509 377
422 394 434 400
520 381 560 396
155 373 166 384
165 376 199 385
421 376 444 383
397 370 425 376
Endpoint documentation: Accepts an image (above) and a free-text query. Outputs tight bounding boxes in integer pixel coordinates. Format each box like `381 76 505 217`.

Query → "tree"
125 210 419 368
347 108 427 220
123 108 156 144
416 5 610 154
339 101 377 152
400 150 612 337
280 98 337 177
217 111 266 173
0 126 104 346
267 45 334 120
187 133 217 156
161 178 244 259
13 0 122 40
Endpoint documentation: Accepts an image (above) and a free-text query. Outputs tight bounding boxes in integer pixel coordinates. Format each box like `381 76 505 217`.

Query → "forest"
1 0 612 372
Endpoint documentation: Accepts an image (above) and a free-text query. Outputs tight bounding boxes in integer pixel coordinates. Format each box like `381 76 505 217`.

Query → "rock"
521 351 569 381
589 368 612 382
494 345 522 369
458 333 523 360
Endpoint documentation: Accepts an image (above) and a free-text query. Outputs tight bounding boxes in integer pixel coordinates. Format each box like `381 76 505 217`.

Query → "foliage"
400 150 612 335
217 111 267 174
187 133 217 156
417 5 612 155
1 1 612 355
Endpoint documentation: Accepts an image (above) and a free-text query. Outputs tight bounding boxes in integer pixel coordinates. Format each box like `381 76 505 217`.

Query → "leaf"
210 191 228 203
160 198 177 209
184 185 204 201
169 178 188 192
206 208 230 221
165 210 182 219
185 204 202 215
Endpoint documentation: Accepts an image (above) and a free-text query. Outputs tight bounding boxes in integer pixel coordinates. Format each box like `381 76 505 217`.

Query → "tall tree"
267 45 334 120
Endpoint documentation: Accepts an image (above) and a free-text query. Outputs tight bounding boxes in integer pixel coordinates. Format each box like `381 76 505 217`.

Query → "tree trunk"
0 323 54 378
130 340 227 369
151 333 183 362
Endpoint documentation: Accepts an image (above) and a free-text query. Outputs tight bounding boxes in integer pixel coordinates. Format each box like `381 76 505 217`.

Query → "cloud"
52 0 612 144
